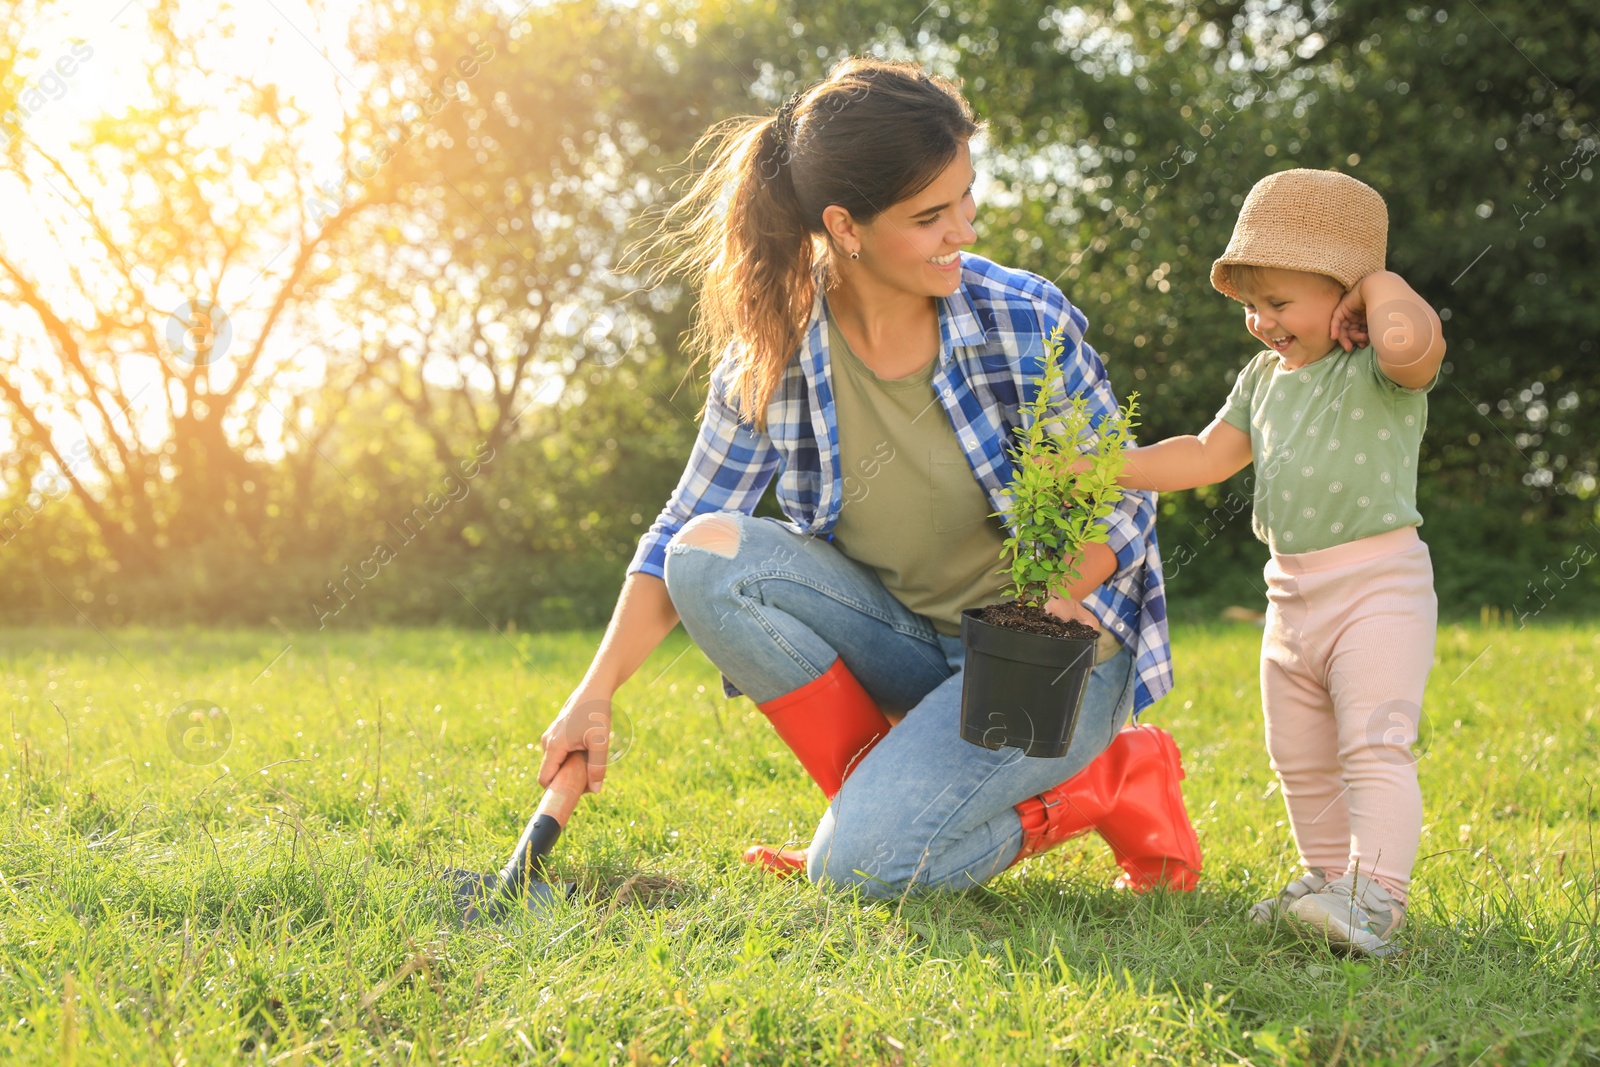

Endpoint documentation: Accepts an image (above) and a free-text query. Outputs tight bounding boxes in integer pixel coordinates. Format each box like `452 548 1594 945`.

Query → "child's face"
1234 267 1345 368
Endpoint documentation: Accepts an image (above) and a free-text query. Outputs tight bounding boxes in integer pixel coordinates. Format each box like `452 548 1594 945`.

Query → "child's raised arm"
1118 417 1252 492
1329 270 1446 390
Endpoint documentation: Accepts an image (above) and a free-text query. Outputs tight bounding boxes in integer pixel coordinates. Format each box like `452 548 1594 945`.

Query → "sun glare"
2 0 386 466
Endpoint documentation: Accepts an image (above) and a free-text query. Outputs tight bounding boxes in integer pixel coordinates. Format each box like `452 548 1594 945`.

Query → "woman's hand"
538 686 614 795
1043 593 1099 631
1041 543 1117 629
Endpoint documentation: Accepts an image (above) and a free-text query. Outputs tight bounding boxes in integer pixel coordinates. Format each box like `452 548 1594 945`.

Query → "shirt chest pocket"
931 453 994 533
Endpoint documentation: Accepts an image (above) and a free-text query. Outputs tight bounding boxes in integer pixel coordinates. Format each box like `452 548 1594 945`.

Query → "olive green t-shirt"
1217 344 1431 554
825 311 1011 636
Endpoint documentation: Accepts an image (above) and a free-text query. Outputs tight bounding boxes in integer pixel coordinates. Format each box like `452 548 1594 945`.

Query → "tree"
0 0 388 570
0 0 838 625
915 0 1599 611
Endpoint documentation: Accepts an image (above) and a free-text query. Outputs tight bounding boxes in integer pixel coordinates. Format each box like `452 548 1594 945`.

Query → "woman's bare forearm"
578 572 682 696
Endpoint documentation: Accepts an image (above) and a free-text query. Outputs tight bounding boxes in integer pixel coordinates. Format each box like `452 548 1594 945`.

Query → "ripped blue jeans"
662 511 1136 897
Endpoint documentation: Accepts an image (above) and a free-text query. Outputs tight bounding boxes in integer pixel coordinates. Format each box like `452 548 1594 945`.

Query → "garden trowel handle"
497 751 589 896
537 750 590 827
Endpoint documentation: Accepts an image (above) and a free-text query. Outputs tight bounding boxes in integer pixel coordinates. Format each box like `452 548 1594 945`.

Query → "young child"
1118 169 1445 956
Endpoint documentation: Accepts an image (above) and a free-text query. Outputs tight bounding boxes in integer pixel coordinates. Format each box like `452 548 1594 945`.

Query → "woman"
537 58 1200 896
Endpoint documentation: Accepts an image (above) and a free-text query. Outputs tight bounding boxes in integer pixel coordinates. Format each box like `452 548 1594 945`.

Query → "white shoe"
1248 867 1328 924
1287 872 1406 957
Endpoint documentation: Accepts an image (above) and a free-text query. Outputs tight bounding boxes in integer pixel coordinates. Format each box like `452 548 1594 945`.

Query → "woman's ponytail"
645 110 817 429
642 59 979 429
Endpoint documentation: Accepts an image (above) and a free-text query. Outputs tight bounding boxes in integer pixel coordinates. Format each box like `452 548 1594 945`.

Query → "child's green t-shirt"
1217 345 1431 554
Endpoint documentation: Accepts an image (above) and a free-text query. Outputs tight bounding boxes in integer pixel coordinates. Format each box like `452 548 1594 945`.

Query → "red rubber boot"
740 658 891 879
1010 725 1202 892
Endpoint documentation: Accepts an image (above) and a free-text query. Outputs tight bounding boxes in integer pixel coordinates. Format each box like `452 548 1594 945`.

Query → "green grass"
1 622 1596 1065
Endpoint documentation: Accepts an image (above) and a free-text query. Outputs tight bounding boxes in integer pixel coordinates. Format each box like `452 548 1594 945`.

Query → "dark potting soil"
974 600 1098 641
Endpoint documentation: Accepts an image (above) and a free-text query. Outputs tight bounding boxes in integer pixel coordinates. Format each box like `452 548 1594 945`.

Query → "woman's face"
850 140 978 299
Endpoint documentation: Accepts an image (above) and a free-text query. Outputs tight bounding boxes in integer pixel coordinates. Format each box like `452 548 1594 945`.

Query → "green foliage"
3 0 1599 627
928 0 1600 615
999 326 1139 609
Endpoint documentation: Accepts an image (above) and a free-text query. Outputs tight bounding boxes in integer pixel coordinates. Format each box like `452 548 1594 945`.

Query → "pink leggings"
1261 526 1436 904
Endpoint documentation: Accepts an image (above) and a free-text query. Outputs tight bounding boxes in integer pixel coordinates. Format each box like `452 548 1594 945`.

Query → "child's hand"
1335 270 1446 388
1330 280 1373 352
1027 451 1092 479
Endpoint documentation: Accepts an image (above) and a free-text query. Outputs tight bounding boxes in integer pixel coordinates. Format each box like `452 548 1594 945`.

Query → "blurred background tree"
0 0 1594 631
941 0 1599 614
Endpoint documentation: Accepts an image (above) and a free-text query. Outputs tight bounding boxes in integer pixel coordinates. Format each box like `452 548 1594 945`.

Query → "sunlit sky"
2 0 557 472
10 0 373 275
2 0 994 480
3 1 358 467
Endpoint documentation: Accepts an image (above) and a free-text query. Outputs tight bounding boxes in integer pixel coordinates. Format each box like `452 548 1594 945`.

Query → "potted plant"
959 325 1138 758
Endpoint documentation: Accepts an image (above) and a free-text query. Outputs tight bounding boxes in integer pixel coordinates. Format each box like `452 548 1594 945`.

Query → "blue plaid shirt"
629 254 1173 713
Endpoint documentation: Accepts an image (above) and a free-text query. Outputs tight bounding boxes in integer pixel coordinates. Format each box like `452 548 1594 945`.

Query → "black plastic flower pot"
958 606 1097 759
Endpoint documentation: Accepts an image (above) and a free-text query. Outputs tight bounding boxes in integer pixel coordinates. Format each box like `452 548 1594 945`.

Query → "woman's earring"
849 250 860 261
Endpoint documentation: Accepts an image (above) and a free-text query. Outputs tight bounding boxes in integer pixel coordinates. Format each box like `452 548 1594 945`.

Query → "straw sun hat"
1210 169 1388 299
